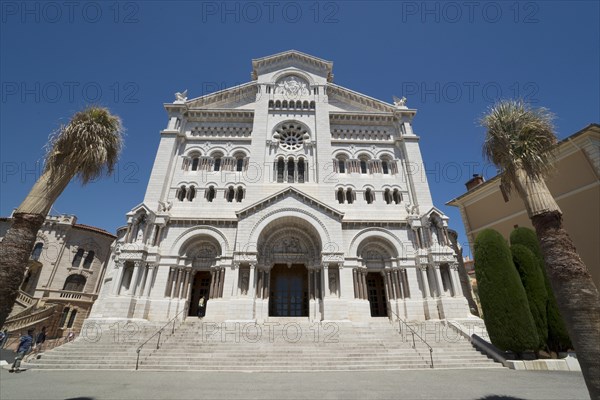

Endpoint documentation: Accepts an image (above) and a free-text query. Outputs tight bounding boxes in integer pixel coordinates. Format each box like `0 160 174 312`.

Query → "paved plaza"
0 368 590 400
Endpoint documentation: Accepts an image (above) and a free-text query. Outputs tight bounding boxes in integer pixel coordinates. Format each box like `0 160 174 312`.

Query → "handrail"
389 310 434 368
135 309 185 370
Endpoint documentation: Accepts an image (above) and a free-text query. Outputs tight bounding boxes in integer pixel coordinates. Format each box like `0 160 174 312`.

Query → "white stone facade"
89 51 471 324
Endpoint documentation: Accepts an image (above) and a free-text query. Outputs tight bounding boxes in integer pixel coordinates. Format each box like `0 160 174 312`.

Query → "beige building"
448 123 600 288
0 214 115 338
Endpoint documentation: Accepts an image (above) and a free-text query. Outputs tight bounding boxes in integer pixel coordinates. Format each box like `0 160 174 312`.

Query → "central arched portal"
269 264 308 317
256 216 322 318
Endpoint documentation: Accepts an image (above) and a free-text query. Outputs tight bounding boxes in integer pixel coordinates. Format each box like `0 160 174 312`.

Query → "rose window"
275 123 308 151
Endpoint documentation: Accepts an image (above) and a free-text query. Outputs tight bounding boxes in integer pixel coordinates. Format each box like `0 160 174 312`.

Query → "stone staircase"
25 318 502 371
23 321 165 370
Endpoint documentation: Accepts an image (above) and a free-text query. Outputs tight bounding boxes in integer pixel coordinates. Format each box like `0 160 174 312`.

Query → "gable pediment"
327 84 410 114
236 187 344 221
252 50 333 81
184 82 258 110
127 203 153 217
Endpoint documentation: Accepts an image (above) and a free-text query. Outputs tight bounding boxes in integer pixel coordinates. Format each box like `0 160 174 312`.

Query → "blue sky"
1 1 599 256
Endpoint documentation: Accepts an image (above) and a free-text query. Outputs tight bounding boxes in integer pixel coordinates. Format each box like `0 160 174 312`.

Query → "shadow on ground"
478 396 527 400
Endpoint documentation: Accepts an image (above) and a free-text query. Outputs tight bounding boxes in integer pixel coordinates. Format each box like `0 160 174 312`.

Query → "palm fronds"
44 106 124 184
480 100 557 195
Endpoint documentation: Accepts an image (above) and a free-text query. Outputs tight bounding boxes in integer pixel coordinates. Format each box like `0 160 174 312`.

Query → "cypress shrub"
474 229 539 352
511 244 548 350
510 227 572 352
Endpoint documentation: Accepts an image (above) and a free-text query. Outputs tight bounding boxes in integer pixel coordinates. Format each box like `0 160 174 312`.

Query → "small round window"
275 122 308 152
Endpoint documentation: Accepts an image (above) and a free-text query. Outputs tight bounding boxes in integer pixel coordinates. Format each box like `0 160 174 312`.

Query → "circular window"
275 122 308 151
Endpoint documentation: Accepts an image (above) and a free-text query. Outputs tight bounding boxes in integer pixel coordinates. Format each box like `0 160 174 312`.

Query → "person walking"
35 326 47 352
9 329 34 373
0 329 7 348
197 296 206 317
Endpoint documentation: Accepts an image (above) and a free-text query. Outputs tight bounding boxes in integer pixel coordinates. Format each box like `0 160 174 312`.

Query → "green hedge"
511 244 548 349
510 227 572 352
474 229 539 352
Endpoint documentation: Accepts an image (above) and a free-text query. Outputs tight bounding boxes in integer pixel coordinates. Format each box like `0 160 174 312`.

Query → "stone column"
413 229 422 249
214 269 220 298
138 265 149 297
263 271 270 299
434 265 446 297
129 261 142 296
308 269 314 300
352 269 359 299
313 268 319 299
450 264 461 297
232 263 240 297
218 268 226 298
164 268 173 297
208 269 216 298
173 268 183 298
294 159 298 182
420 266 430 298
248 263 256 298
147 225 157 245
322 263 330 297
171 268 181 298
256 269 264 299
143 265 155 297
381 270 391 317
111 261 125 295
181 270 191 299
392 269 401 299
359 269 367 300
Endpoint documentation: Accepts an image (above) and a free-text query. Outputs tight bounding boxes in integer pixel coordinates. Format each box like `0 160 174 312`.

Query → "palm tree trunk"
532 211 600 399
17 168 73 215
515 169 600 398
0 169 72 327
0 213 46 327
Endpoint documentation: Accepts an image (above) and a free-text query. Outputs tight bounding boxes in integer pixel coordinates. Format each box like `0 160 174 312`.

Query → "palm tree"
481 100 599 398
0 106 123 327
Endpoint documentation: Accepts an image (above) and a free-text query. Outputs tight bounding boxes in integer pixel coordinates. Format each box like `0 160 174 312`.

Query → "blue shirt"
17 334 33 354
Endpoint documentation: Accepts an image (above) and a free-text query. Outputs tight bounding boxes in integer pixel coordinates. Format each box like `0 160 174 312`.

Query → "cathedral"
89 50 471 324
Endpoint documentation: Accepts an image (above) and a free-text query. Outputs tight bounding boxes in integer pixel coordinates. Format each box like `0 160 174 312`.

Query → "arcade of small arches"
176 185 246 203
274 156 308 183
336 187 403 205
182 151 249 173
333 154 399 175
268 99 316 110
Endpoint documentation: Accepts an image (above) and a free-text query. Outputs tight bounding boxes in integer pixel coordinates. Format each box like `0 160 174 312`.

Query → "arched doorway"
366 272 387 317
179 235 222 318
256 216 322 318
188 271 211 317
357 237 398 318
269 264 308 317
